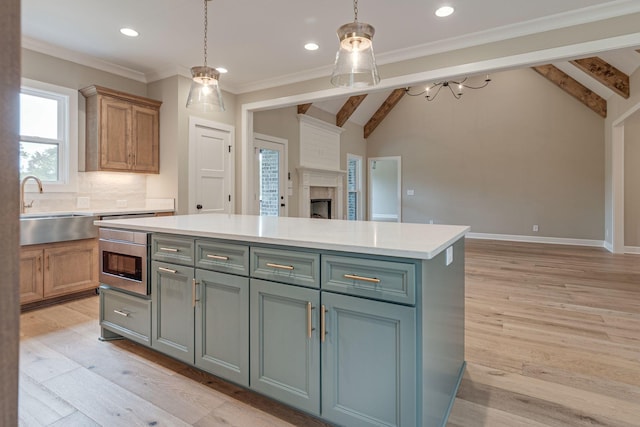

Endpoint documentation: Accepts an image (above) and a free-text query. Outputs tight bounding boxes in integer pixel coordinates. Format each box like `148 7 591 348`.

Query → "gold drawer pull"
344 274 381 284
321 305 327 343
158 266 177 274
159 247 179 252
266 262 294 271
307 302 314 338
207 254 229 261
113 309 130 317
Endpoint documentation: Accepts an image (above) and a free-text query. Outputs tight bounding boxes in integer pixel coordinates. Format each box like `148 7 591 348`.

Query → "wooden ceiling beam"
297 103 312 114
570 57 629 99
532 65 607 118
363 89 406 139
336 94 367 127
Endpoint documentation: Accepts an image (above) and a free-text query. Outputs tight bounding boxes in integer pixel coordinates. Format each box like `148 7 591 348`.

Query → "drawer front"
100 287 151 345
322 255 416 305
250 247 320 288
195 240 249 276
151 234 195 266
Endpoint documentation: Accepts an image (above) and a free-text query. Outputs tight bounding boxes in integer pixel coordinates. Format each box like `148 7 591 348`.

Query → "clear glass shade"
186 66 225 112
330 22 380 88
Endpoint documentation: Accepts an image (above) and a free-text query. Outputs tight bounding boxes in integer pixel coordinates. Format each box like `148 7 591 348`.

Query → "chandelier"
186 0 225 112
330 0 380 88
405 75 491 101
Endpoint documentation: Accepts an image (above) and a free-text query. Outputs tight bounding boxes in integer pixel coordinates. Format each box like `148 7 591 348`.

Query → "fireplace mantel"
297 167 346 219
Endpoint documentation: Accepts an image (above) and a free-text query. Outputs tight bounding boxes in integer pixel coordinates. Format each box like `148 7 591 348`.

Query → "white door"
253 133 287 216
368 156 401 222
189 117 234 214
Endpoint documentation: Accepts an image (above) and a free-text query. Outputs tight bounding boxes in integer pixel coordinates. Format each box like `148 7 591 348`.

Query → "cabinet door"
151 261 195 364
195 269 249 386
322 292 416 427
20 248 43 303
250 279 320 415
43 239 98 298
100 96 132 171
130 104 159 173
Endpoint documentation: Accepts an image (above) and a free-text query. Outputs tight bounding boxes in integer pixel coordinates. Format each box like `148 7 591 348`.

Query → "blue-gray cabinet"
151 260 195 364
249 278 321 415
321 291 416 427
195 269 249 386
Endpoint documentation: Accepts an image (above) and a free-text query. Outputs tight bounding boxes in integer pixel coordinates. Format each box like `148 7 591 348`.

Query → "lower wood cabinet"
20 238 98 304
151 260 195 364
249 279 321 414
195 269 249 386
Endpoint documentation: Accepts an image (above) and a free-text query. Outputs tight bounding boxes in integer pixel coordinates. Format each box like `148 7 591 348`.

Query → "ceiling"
22 0 640 125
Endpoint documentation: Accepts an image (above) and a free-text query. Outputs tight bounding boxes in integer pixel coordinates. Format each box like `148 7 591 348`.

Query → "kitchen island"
95 214 468 427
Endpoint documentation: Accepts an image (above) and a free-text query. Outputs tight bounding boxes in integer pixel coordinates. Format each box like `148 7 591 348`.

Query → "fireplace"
298 167 346 219
311 198 332 219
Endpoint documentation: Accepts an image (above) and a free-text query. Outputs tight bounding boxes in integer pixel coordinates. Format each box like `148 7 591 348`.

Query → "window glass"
20 92 59 139
20 141 59 181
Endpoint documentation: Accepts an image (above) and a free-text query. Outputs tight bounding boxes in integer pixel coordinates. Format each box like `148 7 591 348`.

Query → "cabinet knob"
196 204 203 210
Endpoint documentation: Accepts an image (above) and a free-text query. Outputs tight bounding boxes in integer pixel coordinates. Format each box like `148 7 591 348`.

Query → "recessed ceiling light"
435 6 454 17
216 67 228 74
304 42 319 51
120 28 139 37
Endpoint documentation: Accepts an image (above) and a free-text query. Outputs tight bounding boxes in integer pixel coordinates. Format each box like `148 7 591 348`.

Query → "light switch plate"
76 197 90 208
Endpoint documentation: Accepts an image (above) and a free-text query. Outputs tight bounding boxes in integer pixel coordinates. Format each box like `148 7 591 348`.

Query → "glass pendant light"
186 0 225 112
330 0 380 88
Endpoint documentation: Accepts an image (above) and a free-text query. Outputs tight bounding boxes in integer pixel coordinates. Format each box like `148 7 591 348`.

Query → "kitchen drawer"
100 286 151 346
250 247 320 288
195 239 249 276
151 234 195 266
322 255 416 305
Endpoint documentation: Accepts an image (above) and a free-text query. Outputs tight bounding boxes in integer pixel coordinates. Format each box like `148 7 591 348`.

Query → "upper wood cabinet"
80 85 162 173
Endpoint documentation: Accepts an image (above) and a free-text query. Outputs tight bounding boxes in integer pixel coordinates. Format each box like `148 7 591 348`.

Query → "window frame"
20 78 78 193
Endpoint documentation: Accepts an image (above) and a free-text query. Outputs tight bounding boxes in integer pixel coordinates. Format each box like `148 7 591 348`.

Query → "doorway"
188 117 234 214
368 156 401 222
253 133 288 217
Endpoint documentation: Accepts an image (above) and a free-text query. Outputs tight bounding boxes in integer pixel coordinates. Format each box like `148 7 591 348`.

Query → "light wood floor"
18 240 640 426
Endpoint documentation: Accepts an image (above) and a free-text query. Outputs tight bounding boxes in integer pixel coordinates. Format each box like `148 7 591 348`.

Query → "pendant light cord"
203 0 208 67
353 0 358 22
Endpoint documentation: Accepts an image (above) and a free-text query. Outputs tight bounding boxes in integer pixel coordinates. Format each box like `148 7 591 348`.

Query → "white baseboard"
604 241 614 252
466 232 605 248
624 246 640 254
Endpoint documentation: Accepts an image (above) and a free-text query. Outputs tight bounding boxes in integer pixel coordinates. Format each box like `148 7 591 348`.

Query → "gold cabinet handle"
159 247 179 252
266 262 294 271
343 274 381 284
192 278 199 307
307 302 314 338
207 254 229 261
321 305 327 343
113 309 130 317
158 266 177 274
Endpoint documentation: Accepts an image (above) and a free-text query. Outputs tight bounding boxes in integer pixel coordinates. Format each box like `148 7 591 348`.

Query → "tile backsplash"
24 172 148 212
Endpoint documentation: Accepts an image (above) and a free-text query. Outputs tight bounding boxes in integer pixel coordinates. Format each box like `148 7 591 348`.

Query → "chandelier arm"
426 84 445 101
447 83 462 100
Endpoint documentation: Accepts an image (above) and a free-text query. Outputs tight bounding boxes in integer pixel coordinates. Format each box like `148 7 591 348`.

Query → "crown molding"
22 36 147 83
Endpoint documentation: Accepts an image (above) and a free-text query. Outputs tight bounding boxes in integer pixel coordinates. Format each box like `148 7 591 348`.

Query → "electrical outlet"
446 246 454 266
116 200 127 208
407 189 415 196
532 224 539 232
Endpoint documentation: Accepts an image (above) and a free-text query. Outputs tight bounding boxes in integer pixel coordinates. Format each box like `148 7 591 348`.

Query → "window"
347 154 363 220
20 79 78 192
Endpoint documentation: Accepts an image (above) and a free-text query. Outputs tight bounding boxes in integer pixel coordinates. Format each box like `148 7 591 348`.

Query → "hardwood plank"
43 367 192 427
18 373 76 426
48 411 100 427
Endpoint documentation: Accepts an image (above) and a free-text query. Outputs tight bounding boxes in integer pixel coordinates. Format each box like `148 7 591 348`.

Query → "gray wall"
624 112 640 246
0 0 20 422
367 68 605 239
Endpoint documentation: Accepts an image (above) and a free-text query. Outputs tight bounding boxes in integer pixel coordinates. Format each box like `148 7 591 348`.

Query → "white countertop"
95 214 469 260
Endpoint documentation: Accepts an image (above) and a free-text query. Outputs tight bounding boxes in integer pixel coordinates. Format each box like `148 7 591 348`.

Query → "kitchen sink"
20 213 98 245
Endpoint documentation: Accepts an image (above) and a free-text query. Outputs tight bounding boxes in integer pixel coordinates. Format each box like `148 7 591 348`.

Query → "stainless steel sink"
20 213 98 245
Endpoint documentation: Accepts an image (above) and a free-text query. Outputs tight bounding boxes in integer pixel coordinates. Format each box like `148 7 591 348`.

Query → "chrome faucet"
20 175 43 214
